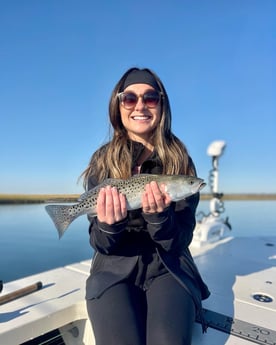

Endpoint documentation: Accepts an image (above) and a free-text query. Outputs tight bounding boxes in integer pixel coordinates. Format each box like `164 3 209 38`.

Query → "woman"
82 67 210 345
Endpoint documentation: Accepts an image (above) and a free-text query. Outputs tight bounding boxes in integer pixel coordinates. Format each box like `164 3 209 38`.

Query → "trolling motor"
192 140 231 247
207 140 227 217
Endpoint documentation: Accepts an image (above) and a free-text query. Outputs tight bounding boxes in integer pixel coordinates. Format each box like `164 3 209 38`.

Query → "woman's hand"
97 186 127 224
142 181 171 214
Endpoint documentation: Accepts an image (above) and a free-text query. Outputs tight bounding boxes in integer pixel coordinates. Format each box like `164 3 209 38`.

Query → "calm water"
0 200 275 283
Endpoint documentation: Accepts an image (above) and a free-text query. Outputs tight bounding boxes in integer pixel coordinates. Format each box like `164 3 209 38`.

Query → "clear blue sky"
1 0 275 194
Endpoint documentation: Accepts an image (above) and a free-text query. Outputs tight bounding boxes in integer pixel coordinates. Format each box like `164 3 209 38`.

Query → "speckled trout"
45 174 206 238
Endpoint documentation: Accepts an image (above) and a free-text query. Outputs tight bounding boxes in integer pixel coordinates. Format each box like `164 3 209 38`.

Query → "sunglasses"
118 91 162 110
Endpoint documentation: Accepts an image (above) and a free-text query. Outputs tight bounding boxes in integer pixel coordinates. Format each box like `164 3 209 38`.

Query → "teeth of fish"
45 174 205 238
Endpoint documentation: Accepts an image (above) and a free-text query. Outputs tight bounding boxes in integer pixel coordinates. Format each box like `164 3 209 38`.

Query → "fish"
45 174 206 238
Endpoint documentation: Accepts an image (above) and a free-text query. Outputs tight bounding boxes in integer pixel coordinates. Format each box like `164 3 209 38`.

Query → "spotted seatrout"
45 174 206 238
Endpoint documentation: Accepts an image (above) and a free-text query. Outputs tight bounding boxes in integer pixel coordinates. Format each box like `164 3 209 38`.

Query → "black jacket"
86 142 210 329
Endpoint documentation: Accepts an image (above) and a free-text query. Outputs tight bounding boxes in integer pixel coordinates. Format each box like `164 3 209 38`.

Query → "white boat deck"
0 260 94 344
191 236 276 344
1 235 275 344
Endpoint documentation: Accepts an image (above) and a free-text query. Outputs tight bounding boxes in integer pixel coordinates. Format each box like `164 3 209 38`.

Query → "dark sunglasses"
117 91 162 110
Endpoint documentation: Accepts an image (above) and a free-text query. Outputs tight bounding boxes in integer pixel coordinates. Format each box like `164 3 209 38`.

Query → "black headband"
122 69 160 91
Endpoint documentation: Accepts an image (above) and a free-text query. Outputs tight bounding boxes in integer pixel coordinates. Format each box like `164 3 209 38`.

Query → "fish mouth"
199 182 207 191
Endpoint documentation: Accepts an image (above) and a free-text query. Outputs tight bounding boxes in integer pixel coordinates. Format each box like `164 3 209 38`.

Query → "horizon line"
1 193 276 203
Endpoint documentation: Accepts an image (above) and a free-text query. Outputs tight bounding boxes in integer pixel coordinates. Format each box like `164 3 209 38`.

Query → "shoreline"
1 193 276 204
0 194 80 204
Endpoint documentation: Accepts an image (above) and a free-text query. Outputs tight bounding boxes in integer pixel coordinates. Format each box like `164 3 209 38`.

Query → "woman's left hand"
142 181 171 214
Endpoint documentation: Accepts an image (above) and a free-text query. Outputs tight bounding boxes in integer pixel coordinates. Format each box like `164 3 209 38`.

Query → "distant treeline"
0 193 276 204
210 194 276 201
0 194 80 204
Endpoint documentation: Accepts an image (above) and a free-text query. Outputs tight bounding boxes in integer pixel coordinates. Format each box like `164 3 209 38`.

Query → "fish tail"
45 204 77 238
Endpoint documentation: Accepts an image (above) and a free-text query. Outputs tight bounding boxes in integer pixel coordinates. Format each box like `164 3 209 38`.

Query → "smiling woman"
119 84 162 150
117 69 163 152
80 67 210 345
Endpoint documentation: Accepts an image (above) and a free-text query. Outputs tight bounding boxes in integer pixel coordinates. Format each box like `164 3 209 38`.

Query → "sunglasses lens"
144 91 160 107
119 91 161 109
121 93 138 109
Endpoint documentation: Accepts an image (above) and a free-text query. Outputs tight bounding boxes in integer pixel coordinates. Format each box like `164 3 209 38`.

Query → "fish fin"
45 204 76 239
78 189 97 201
78 179 112 201
78 178 125 201
132 173 151 177
78 192 89 201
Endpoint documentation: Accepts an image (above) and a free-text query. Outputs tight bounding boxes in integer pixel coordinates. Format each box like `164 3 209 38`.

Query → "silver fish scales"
45 174 206 238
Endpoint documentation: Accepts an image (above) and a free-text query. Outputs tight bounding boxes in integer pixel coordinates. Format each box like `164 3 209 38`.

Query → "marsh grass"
219 194 276 200
0 194 80 204
0 193 275 204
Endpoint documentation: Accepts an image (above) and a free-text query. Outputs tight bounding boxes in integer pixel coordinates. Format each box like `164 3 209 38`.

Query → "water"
0 200 275 283
0 203 93 283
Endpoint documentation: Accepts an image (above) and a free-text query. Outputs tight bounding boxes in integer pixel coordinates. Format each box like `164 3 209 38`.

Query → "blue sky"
1 0 275 194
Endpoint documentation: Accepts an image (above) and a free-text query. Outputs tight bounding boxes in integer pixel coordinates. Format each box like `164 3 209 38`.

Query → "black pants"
86 273 196 345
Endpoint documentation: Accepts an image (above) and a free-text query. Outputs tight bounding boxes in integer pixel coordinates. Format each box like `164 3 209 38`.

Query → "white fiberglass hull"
1 235 275 345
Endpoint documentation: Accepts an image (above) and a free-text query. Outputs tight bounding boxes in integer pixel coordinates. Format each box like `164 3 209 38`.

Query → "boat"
1 141 275 345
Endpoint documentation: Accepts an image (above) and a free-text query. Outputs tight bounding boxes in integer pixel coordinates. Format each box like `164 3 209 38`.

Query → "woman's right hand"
96 186 127 225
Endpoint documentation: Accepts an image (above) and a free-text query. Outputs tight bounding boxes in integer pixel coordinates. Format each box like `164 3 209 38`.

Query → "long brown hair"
82 67 195 189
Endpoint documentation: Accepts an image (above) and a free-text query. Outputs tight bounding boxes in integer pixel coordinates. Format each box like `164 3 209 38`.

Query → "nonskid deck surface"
0 236 275 345
191 236 276 344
